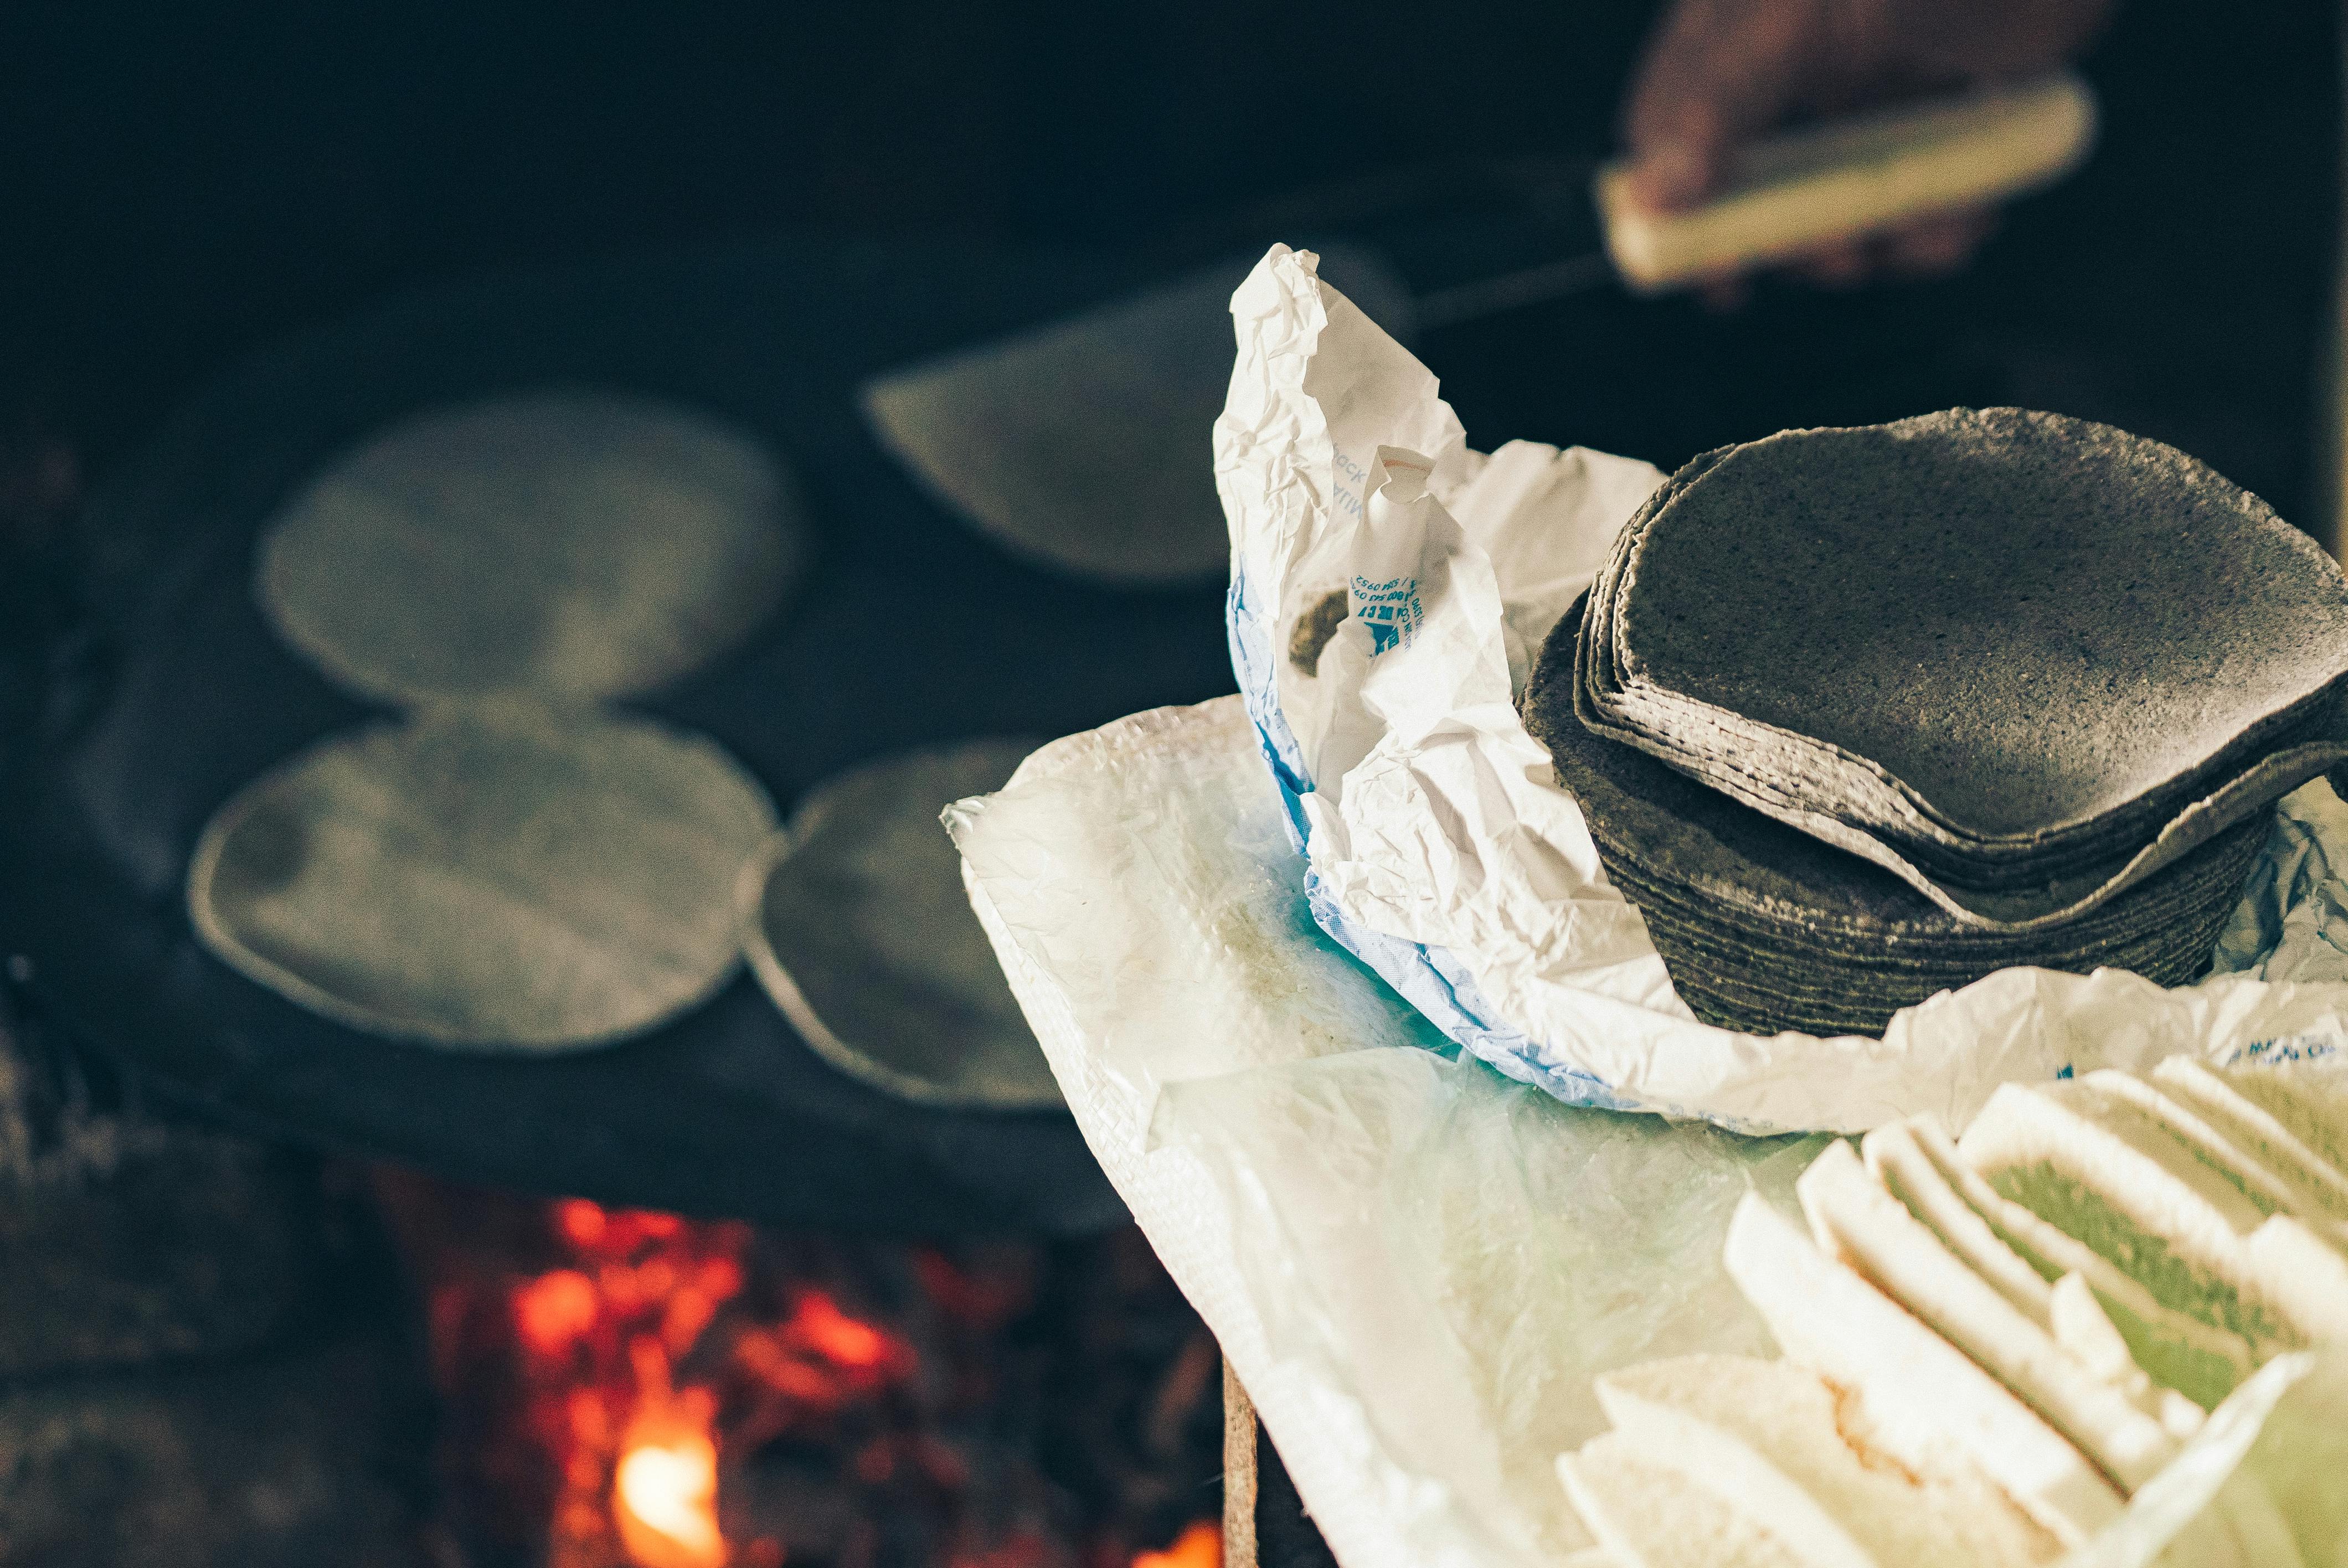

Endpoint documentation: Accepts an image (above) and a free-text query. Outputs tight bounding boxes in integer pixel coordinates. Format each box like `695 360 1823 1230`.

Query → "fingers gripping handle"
1596 72 2099 293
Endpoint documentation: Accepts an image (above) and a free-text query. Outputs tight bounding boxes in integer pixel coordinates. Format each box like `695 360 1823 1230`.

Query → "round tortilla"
258 390 805 704
1593 410 2348 852
739 739 1059 1110
188 707 777 1050
1525 608 2265 1036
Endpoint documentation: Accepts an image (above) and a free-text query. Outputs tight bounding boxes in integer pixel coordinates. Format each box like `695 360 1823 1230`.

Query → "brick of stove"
0 1314 437 1568
1222 1361 1340 1568
0 987 438 1566
0 988 332 1380
0 1127 329 1380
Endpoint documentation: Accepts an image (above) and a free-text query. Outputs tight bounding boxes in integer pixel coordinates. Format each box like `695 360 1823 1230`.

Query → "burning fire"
504 1198 921 1568
380 1174 1226 1568
615 1402 727 1568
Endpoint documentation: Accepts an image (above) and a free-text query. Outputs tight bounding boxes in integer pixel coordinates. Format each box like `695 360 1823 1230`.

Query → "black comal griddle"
0 235 1244 1236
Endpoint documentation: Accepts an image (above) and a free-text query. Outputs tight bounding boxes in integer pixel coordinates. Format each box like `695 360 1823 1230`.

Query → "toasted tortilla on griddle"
259 390 806 704
189 706 778 1050
739 739 1060 1110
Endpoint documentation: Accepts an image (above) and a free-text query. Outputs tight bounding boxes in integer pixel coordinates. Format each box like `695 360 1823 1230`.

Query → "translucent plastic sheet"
951 697 2344 1567
2069 1351 2348 1567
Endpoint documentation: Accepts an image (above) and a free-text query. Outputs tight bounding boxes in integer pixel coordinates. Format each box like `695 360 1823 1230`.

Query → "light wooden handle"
1597 73 2099 293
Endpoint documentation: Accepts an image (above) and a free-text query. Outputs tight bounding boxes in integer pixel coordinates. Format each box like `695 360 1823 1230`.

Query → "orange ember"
1130 1521 1222 1568
516 1268 600 1355
792 1288 892 1370
558 1197 611 1249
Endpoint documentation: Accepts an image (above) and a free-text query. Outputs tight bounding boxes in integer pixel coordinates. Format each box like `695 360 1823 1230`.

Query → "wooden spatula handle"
1596 73 2098 293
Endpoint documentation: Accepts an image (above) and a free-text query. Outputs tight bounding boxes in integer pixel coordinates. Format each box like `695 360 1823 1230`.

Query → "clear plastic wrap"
951 697 2344 1566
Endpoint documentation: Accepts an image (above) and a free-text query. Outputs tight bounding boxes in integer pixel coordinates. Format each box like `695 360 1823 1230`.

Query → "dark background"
1 0 2340 533
0 14 2336 1563
0 0 2339 1194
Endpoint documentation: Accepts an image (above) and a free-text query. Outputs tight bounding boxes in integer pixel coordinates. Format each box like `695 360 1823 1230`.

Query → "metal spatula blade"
859 245 1414 587
862 74 2095 588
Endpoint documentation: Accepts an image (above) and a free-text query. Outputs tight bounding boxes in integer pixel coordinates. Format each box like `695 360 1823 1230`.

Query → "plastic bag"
1216 243 2348 1134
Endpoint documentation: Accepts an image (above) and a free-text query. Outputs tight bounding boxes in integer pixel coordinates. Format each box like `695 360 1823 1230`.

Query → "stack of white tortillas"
190 391 802 1051
1559 1055 2348 1566
1529 409 2348 1036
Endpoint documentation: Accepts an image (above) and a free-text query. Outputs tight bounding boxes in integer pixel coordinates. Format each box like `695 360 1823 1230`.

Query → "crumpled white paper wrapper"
1217 241 2348 1134
949 696 2346 1567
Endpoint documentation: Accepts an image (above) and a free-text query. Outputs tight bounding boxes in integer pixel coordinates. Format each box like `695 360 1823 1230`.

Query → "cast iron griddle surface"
0 234 1244 1235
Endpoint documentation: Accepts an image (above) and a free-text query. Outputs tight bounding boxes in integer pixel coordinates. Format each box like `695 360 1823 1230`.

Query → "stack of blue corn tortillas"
1524 408 2348 1037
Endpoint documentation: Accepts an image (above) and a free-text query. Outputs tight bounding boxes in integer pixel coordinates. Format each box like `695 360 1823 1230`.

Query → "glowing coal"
372 1172 1226 1568
615 1399 727 1568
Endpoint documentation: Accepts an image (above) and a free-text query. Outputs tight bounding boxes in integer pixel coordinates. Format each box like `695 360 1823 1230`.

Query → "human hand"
1620 0 2115 302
